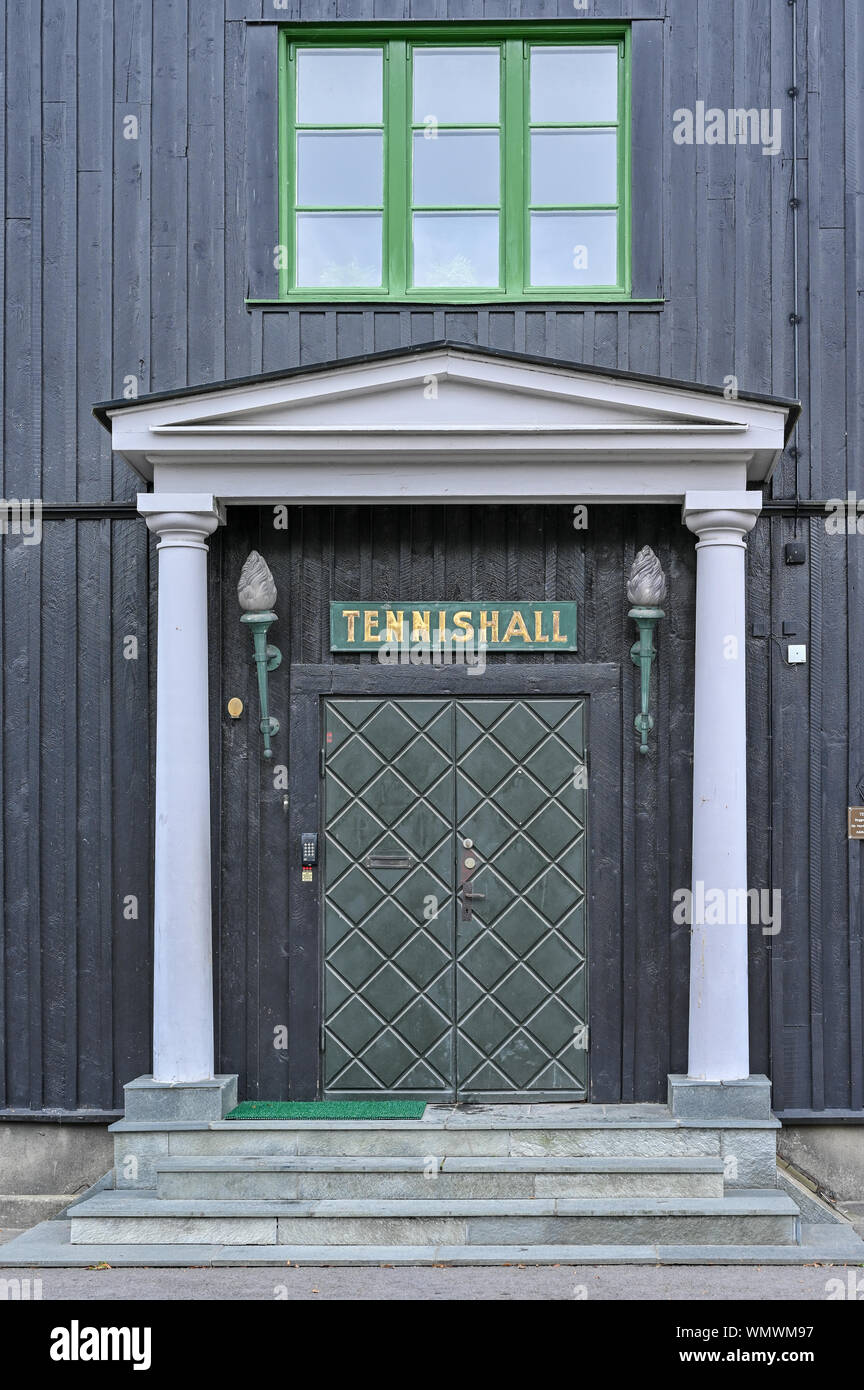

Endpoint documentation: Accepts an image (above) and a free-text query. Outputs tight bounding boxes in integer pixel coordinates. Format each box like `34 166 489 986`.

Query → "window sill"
246 296 665 311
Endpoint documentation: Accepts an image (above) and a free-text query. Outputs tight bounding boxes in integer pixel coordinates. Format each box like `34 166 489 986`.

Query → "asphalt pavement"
0 1249 861 1300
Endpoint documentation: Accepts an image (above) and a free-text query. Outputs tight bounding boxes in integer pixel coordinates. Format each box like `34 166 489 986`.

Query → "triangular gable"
98 344 796 501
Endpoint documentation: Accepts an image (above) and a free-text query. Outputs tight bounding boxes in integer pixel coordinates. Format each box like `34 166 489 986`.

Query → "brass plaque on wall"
848 808 864 839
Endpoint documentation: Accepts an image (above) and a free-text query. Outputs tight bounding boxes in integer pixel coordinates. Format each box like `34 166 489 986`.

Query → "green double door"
322 697 588 1101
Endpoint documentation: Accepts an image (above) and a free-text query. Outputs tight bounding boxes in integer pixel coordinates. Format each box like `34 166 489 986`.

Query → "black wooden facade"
1 1 862 1118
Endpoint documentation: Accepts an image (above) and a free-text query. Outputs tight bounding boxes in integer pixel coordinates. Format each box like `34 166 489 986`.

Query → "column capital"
138 493 225 549
682 490 762 545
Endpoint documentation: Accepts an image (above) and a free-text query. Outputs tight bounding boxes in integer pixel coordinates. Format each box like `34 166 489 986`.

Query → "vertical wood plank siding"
0 1 861 1111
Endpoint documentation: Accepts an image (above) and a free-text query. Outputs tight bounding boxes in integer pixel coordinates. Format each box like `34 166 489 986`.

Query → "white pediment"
156 369 745 436
101 345 794 504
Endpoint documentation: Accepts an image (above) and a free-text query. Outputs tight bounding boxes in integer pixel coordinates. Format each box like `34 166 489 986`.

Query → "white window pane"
297 132 383 206
530 46 618 124
412 47 500 125
531 129 617 206
529 211 617 287
296 213 382 287
297 49 383 124
413 131 499 206
413 213 499 287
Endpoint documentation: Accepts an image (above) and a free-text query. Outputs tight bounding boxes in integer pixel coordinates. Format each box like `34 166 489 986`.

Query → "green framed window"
277 25 631 303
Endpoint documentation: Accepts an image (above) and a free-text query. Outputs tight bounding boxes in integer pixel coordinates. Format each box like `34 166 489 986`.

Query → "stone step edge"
154 1156 728 1175
237 1239 849 1267
109 1116 781 1133
10 1213 864 1268
12 1238 864 1267
70 1189 799 1220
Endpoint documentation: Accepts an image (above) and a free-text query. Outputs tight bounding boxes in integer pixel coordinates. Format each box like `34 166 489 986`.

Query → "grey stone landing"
2 1077 863 1266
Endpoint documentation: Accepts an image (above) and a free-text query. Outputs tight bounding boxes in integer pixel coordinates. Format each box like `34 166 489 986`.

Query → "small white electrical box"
788 644 807 664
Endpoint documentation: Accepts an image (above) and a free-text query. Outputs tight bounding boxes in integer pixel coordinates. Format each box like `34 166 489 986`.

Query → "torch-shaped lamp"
627 546 666 755
238 551 282 759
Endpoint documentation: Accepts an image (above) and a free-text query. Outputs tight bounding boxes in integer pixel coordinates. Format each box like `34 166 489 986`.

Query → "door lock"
459 844 485 921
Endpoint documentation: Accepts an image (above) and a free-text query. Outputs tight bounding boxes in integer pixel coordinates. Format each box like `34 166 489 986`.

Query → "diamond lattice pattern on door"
323 698 586 1100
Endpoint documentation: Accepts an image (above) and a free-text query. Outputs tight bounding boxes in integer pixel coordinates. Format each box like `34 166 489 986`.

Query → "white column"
138 493 224 1083
683 491 762 1082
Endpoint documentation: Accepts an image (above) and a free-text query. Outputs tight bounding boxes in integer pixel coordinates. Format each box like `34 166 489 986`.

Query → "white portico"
96 343 796 1097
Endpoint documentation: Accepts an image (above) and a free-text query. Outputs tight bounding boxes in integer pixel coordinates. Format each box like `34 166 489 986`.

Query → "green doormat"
225 1100 427 1120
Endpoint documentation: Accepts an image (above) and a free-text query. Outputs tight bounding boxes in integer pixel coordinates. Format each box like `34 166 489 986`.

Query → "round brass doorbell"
465 856 476 869
227 697 244 719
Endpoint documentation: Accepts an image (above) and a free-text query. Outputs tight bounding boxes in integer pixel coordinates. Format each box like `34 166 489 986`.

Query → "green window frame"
276 24 631 303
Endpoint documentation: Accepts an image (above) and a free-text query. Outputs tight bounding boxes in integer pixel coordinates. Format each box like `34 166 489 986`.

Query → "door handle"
458 884 486 922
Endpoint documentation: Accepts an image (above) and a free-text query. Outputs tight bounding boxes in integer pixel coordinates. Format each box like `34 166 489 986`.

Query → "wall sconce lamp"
237 551 282 759
627 546 666 755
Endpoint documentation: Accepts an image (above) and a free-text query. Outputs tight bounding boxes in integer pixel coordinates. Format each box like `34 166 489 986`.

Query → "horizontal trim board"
246 299 666 310
149 423 749 436
252 295 642 306
289 662 620 696
761 501 841 516
776 1111 864 1125
0 1110 123 1124
249 22 635 33
37 505 139 519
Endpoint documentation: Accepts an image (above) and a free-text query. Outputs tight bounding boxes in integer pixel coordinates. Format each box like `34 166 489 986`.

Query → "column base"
123 1075 238 1122
668 1074 773 1122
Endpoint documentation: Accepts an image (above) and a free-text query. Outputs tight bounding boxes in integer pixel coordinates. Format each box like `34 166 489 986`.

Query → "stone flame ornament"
627 546 667 607
237 552 282 759
627 548 666 756
237 550 278 612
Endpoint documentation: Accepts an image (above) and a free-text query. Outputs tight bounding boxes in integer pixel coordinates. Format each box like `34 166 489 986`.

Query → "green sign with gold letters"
329 602 578 651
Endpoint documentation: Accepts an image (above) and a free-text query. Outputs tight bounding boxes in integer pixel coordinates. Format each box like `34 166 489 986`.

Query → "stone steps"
113 1109 781 1192
7 1082 863 1266
154 1154 727 1201
95 1091 794 1258
120 1121 729 1163
69 1188 800 1247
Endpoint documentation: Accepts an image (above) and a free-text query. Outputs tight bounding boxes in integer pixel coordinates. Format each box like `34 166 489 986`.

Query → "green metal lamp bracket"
240 611 282 759
629 607 664 755
626 547 667 756
238 552 282 760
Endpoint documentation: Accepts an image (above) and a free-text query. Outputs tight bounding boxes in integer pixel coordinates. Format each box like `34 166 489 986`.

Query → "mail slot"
363 853 415 870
